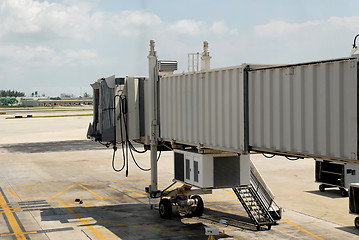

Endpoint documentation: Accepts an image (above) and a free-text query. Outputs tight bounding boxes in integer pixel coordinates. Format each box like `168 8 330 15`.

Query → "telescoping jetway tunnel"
87 38 359 230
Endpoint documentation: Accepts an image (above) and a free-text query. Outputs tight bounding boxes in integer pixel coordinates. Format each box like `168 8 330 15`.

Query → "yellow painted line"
16 185 40 193
205 206 246 214
7 187 47 201
65 203 95 208
167 183 182 191
0 189 26 240
141 178 151 184
0 231 37 237
282 218 325 240
7 203 19 206
61 202 111 240
205 199 243 204
47 184 76 200
222 188 236 196
77 183 104 199
221 188 325 240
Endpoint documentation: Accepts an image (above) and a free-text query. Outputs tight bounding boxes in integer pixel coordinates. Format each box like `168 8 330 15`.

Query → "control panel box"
174 150 249 188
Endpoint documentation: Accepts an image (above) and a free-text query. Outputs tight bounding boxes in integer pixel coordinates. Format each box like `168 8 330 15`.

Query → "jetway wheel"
159 198 172 219
191 195 204 217
355 217 359 229
319 184 325 192
339 188 348 197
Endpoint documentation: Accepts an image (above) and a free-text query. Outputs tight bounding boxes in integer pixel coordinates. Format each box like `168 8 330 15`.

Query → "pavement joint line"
0 188 26 240
221 188 326 240
61 201 112 240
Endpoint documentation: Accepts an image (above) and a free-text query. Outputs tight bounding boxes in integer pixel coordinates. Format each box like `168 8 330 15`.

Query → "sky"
0 0 359 97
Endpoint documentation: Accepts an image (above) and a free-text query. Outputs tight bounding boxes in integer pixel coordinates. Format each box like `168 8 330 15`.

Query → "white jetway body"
158 57 359 163
159 65 249 153
248 58 358 163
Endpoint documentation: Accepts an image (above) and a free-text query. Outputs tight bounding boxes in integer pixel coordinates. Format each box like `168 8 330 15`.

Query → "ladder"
232 161 281 230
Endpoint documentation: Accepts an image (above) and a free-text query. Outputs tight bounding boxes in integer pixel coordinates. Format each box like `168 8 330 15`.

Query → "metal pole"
148 40 158 193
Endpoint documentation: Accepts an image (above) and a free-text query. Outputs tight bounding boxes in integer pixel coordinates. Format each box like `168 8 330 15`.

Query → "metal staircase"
232 161 281 230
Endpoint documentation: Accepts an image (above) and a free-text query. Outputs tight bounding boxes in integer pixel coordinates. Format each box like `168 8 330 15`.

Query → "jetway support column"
148 40 159 193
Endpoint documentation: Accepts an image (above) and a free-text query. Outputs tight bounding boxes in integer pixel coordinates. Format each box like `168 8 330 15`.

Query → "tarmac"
0 106 359 240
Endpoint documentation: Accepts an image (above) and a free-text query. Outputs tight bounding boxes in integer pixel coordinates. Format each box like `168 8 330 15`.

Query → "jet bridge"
87 39 359 229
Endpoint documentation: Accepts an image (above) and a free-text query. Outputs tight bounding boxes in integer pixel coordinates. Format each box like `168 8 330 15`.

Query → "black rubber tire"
319 184 325 192
355 217 359 229
340 188 348 197
159 198 172 219
191 195 204 217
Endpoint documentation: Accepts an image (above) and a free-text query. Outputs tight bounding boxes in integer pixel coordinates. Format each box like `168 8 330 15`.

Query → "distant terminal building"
0 97 92 107
38 98 93 106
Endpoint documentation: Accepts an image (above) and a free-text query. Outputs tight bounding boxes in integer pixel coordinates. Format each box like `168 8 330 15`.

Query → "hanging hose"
112 145 126 172
109 93 163 175
285 156 300 161
350 34 359 56
262 153 275 158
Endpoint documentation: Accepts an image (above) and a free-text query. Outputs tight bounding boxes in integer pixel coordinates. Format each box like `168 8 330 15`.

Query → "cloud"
328 16 359 30
246 16 359 64
0 0 108 42
168 19 206 35
210 21 228 34
254 20 321 36
111 10 162 36
0 45 98 68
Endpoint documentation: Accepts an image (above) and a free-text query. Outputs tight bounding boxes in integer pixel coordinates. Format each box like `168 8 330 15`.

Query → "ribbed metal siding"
160 66 245 152
249 59 358 161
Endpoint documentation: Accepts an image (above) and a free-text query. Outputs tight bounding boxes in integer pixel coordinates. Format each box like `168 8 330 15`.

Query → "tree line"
0 90 25 97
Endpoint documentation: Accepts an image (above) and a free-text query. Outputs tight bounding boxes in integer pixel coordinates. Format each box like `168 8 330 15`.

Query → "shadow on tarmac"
39 203 256 239
0 140 108 153
304 190 346 199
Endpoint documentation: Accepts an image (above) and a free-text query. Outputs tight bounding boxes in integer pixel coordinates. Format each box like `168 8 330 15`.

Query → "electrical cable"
129 147 150 171
128 140 147 153
262 153 275 158
112 145 126 172
110 94 126 173
285 156 300 161
353 34 359 49
157 151 162 161
108 92 163 175
98 141 110 148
